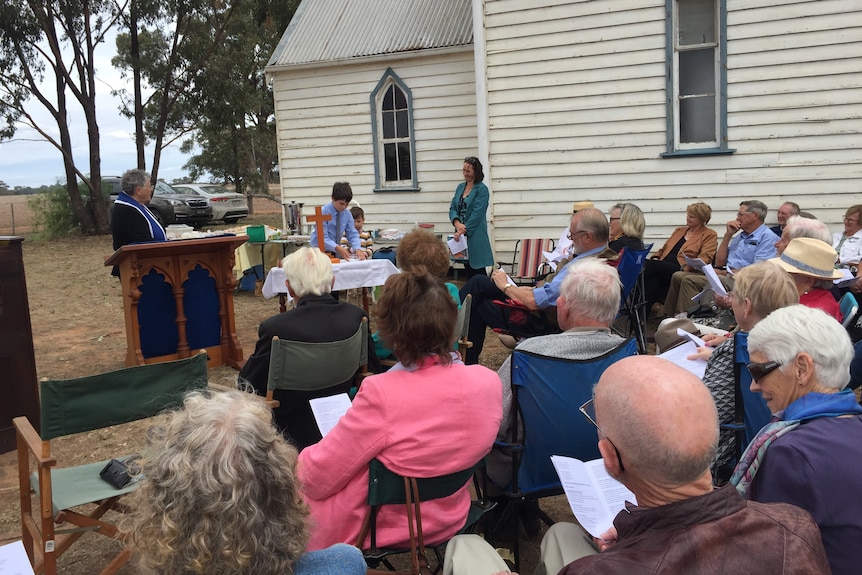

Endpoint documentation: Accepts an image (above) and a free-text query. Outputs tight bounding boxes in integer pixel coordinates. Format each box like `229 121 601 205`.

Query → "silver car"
172 183 249 224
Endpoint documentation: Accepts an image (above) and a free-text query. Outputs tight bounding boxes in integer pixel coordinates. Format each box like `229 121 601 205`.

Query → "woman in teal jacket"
449 156 494 278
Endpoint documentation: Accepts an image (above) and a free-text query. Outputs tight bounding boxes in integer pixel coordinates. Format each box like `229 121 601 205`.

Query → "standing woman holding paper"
449 156 494 278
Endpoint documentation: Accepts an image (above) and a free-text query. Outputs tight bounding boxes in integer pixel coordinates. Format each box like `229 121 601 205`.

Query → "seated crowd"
116 196 861 575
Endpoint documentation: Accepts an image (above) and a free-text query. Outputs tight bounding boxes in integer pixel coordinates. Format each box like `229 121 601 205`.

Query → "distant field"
0 189 283 236
0 195 33 235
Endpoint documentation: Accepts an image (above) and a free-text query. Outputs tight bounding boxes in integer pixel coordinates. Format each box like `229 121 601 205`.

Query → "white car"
172 183 249 224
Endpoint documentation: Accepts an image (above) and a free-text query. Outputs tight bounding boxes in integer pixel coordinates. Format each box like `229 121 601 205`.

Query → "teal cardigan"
448 181 494 269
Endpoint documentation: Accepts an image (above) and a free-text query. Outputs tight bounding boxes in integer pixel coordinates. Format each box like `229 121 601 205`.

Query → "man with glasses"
442 356 829 574
664 200 778 316
486 258 627 488
459 208 616 365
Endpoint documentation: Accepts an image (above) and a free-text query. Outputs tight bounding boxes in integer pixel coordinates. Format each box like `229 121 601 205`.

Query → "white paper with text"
447 235 468 256
309 393 352 437
701 264 728 297
551 455 637 538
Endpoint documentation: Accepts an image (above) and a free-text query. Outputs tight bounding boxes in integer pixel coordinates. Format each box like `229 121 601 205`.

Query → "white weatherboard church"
265 0 861 263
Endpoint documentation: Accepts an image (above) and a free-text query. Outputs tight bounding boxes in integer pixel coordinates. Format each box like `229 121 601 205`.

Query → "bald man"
443 356 829 575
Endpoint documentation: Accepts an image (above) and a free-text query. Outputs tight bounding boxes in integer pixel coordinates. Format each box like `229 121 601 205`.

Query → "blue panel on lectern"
138 269 179 358
184 264 221 349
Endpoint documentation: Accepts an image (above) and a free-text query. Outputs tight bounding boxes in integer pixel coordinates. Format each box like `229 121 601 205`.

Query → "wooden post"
306 206 339 263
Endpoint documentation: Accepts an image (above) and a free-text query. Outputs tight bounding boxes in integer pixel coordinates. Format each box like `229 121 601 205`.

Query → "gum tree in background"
0 0 118 234
111 0 239 182
180 0 297 207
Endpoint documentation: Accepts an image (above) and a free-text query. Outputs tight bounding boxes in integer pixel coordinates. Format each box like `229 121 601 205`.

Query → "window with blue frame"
370 69 419 191
663 0 734 157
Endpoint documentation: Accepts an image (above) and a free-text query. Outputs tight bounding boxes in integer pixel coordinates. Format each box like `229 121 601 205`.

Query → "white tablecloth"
262 259 400 300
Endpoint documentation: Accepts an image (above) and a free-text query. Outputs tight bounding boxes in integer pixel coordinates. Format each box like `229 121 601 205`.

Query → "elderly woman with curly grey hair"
733 305 862 575
122 389 366 575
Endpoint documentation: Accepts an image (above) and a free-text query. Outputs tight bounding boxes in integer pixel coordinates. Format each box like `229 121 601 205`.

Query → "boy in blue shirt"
310 182 367 261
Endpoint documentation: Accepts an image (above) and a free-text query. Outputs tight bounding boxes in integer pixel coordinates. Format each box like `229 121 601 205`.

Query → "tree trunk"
131 0 145 170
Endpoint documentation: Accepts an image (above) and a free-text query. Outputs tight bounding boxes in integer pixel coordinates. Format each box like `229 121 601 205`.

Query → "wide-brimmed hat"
654 318 701 353
572 201 594 213
770 237 842 280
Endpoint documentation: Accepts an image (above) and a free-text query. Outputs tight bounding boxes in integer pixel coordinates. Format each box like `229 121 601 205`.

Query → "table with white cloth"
232 236 310 280
262 259 400 312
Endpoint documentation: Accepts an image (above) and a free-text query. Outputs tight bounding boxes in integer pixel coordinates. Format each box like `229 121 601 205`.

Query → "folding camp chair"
716 331 772 481
491 339 638 569
13 351 209 575
266 317 370 448
496 238 556 286
840 292 859 329
454 294 473 361
612 245 653 353
357 457 495 574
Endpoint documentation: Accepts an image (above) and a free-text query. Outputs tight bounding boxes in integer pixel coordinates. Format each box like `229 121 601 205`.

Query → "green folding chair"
14 351 209 575
357 456 495 574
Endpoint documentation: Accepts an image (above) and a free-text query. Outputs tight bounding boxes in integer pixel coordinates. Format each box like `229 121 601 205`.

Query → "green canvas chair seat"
14 351 209 575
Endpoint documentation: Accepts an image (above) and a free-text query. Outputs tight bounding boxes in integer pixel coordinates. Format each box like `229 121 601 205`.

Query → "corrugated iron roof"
267 0 473 68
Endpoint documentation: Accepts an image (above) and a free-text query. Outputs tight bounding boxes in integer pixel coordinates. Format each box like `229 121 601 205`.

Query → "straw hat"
572 201 594 213
770 237 842 280
654 318 701 353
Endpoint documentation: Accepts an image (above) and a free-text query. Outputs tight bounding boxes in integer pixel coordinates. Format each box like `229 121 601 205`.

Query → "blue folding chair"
492 338 638 569
719 331 772 476
612 244 653 353
840 292 858 329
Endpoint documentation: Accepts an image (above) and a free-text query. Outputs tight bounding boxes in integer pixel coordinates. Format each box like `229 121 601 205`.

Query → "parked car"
103 177 175 227
172 183 249 224
105 177 212 228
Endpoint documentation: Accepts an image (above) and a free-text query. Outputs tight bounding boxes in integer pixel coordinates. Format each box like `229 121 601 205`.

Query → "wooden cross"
307 205 340 263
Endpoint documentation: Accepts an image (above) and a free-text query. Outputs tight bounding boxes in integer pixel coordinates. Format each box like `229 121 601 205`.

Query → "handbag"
358 475 433 575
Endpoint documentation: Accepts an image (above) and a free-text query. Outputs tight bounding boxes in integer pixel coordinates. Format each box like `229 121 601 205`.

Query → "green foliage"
27 184 83 239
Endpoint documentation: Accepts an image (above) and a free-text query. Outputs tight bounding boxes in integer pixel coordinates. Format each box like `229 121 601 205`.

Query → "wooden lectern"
0 237 40 453
105 235 247 368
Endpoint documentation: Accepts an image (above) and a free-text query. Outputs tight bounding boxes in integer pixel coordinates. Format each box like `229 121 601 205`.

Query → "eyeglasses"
579 398 625 472
844 217 860 224
464 157 479 166
567 229 588 241
736 211 753 218
746 360 782 381
609 217 621 221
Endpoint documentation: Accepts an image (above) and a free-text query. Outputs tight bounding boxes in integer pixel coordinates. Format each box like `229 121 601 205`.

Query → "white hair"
559 258 621 326
282 247 333 296
748 304 853 390
785 216 832 245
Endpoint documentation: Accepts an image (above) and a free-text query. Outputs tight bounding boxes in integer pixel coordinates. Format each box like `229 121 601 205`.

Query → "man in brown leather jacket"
443 356 830 575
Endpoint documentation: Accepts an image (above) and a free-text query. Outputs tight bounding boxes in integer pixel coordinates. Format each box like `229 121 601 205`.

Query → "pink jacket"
298 358 503 551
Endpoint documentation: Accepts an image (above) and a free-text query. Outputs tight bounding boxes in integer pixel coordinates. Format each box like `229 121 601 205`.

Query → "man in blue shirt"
665 200 779 315
309 182 367 261
459 208 616 365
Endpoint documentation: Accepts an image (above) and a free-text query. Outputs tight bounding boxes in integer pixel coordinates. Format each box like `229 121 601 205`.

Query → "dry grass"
0 213 570 573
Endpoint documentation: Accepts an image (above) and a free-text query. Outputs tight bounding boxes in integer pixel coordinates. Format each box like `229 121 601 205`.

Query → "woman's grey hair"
121 169 150 194
282 247 333 297
122 388 309 574
748 304 853 390
613 203 645 240
559 258 621 326
785 215 832 245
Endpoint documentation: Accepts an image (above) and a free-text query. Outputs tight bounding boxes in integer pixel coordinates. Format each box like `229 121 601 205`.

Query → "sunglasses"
746 360 782 381
464 156 480 165
579 398 625 472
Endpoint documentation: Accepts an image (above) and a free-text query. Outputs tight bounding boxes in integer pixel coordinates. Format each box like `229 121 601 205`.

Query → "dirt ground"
0 208 567 573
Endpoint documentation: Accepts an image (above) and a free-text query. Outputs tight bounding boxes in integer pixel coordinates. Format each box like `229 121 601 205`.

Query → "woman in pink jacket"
298 271 503 550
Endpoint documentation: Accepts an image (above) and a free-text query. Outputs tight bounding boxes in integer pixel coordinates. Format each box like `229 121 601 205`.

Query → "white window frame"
370 68 419 192
663 0 734 157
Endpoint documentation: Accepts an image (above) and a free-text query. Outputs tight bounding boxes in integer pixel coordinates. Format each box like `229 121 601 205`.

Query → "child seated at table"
310 182 367 261
341 206 373 258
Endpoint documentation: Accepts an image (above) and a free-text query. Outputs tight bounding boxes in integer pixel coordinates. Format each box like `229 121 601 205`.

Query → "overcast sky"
0 30 193 189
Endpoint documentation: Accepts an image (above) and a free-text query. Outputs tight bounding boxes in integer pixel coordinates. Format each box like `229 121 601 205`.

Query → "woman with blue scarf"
733 304 862 575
